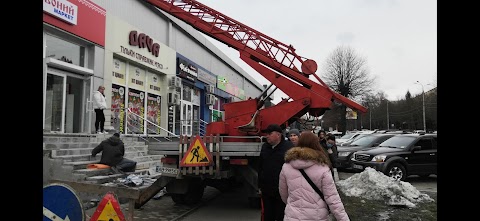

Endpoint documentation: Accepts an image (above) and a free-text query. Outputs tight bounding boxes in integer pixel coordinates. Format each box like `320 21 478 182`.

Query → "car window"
340 133 356 139
350 136 376 146
378 136 416 149
351 134 368 141
415 138 434 150
378 135 394 143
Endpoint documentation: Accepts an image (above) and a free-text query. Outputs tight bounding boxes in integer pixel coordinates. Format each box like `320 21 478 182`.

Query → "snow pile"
336 167 434 208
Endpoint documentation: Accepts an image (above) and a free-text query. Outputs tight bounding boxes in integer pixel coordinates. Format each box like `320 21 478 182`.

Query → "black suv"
350 133 437 181
336 134 396 170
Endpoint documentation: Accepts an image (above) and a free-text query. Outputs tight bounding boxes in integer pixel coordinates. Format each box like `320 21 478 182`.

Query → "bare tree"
322 45 376 133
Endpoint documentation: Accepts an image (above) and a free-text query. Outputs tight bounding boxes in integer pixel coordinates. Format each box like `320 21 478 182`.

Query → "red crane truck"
142 0 367 208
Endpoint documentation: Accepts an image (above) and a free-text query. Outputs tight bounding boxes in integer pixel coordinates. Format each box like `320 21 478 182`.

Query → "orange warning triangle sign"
90 192 126 221
180 135 213 167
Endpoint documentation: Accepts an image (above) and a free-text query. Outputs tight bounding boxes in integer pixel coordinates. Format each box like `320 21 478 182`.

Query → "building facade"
43 0 264 136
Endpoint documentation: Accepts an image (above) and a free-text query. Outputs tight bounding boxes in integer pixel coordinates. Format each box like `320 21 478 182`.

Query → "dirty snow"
336 167 434 208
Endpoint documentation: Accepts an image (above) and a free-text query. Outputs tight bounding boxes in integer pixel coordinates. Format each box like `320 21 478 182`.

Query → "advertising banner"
127 88 145 134
111 84 125 133
112 58 126 85
212 110 223 122
128 64 146 91
346 107 358 120
146 93 161 134
147 71 162 95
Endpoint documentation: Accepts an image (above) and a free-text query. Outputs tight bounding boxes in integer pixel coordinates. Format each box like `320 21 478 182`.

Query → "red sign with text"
43 0 106 46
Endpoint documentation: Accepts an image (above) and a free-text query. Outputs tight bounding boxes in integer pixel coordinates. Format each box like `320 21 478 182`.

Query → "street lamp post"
386 100 389 130
369 108 372 130
415 81 427 132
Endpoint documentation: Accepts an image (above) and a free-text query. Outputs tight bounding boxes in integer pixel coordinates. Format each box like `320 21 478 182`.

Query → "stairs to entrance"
43 133 165 185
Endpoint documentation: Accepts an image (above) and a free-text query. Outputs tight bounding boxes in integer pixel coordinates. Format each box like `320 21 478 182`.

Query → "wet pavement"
84 171 436 220
84 186 221 221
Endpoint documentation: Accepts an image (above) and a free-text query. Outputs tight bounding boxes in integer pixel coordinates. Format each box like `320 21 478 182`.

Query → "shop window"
45 34 86 67
182 85 192 102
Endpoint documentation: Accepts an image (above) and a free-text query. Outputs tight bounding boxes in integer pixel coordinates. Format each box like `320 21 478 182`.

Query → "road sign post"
43 183 85 221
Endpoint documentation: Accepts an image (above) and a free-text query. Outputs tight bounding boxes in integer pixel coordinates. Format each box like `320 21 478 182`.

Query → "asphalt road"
83 171 436 221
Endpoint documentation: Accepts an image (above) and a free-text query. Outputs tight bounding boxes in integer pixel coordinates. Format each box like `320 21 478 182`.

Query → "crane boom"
145 0 367 137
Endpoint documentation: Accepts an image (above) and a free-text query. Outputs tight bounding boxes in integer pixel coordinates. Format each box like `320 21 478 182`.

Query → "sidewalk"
84 186 221 221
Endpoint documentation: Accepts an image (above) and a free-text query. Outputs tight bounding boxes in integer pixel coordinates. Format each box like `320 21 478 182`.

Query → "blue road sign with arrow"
43 183 84 221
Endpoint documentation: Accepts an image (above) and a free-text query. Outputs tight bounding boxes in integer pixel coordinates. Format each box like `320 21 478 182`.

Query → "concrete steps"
44 133 165 185
51 146 149 157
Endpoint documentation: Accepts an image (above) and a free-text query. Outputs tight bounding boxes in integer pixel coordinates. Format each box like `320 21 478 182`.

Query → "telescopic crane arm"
144 0 367 137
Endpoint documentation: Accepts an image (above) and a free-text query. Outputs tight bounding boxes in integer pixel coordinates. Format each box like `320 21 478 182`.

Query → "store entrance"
180 101 193 136
44 72 66 133
44 68 89 133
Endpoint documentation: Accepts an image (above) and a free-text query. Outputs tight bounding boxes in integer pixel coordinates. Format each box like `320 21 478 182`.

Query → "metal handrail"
107 108 212 140
199 118 207 136
109 107 179 142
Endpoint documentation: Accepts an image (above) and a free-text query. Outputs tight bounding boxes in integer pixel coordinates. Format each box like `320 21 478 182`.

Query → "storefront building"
104 14 176 135
43 0 106 133
44 0 265 136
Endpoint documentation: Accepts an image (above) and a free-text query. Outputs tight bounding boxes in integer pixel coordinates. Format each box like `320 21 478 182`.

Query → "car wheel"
385 163 406 181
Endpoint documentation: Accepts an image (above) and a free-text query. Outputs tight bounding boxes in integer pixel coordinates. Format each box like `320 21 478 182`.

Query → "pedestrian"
91 133 137 174
258 124 294 221
93 85 108 134
318 129 327 149
279 131 349 221
325 134 339 179
288 129 301 146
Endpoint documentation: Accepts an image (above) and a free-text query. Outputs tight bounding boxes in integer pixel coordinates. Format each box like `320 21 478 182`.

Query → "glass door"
44 73 66 133
180 101 193 136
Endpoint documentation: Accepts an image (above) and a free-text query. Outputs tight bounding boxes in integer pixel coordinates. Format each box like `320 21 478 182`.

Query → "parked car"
336 134 396 170
350 133 437 181
339 133 370 146
336 130 375 146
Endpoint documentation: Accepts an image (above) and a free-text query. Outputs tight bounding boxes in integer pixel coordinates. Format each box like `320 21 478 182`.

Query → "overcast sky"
196 0 437 103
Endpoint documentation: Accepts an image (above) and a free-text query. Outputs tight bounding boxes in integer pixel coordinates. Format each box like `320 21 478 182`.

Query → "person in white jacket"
93 85 108 134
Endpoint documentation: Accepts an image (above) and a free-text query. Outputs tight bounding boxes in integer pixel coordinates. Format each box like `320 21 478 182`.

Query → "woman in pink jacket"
279 131 349 221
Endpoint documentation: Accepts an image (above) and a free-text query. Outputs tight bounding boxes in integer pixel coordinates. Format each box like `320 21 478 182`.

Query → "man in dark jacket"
258 124 294 221
91 133 137 173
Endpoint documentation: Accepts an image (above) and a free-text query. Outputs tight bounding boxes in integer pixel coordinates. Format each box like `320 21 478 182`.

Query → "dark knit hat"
113 133 120 137
288 129 300 136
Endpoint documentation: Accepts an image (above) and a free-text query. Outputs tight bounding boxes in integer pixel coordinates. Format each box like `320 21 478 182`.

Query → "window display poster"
111 84 125 133
212 109 223 122
112 58 126 85
192 88 200 105
128 65 146 91
127 88 145 134
146 93 161 134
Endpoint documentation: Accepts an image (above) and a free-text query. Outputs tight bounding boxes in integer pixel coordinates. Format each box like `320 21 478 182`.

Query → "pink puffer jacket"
279 147 350 221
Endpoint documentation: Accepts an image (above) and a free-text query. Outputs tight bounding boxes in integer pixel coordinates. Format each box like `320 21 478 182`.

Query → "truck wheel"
170 193 186 204
385 163 406 181
183 184 205 205
248 197 261 209
170 179 205 205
